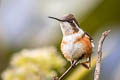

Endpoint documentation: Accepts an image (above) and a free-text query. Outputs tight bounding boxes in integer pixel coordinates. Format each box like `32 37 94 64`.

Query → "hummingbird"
48 14 94 69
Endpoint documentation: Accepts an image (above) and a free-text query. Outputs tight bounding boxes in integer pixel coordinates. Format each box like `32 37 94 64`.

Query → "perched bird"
48 14 94 69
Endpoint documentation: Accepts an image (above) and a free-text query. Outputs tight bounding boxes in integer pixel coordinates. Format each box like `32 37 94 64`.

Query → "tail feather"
81 62 90 69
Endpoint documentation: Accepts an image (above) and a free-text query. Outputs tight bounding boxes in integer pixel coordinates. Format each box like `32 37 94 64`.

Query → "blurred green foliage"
2 47 66 80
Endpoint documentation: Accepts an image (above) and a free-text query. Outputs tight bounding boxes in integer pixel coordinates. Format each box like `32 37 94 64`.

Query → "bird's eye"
67 20 73 23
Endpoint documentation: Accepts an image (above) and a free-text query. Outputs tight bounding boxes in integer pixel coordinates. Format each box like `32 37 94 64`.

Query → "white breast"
62 33 85 60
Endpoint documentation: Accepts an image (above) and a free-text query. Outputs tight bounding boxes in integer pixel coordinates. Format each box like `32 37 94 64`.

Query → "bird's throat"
60 22 79 36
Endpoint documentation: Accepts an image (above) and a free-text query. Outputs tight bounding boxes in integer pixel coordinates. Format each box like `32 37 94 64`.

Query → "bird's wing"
85 32 95 48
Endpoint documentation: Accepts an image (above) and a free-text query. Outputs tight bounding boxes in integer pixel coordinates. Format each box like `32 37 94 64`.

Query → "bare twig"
54 60 78 80
94 30 111 80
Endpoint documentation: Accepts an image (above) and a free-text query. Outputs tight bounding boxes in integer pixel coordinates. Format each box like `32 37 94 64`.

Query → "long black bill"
48 16 66 22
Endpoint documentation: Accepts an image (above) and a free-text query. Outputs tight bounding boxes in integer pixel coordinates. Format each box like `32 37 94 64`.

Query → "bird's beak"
48 16 65 22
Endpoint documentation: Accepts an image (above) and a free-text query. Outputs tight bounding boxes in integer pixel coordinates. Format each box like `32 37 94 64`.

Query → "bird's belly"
61 42 85 61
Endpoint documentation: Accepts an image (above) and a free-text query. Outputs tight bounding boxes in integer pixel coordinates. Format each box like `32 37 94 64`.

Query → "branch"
94 30 111 80
54 60 78 80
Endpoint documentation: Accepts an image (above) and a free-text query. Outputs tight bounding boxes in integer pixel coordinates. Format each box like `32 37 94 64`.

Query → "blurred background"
0 0 120 80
